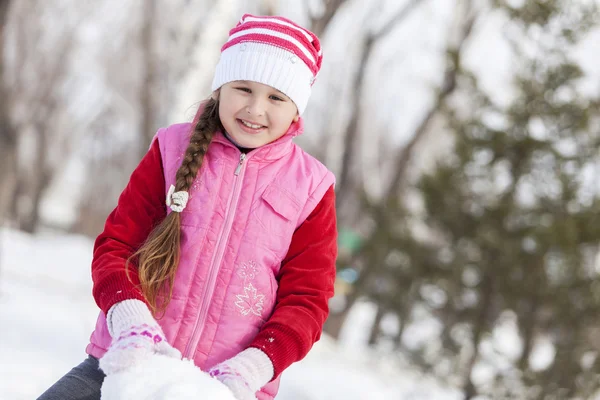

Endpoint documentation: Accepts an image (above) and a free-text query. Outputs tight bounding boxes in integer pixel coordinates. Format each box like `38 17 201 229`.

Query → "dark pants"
37 356 105 400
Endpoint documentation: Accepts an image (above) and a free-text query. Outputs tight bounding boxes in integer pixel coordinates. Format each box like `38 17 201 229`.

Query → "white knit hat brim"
211 42 314 114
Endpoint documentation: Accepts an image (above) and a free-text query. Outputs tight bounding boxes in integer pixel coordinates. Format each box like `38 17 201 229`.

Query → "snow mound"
101 354 236 400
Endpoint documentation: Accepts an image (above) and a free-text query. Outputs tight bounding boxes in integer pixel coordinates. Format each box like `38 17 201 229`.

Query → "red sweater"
91 139 337 378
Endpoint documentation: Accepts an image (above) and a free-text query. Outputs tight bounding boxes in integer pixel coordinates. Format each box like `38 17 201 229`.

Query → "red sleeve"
91 138 167 314
248 185 337 379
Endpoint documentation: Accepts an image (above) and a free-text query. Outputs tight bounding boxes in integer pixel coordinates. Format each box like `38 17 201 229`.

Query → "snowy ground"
0 228 459 399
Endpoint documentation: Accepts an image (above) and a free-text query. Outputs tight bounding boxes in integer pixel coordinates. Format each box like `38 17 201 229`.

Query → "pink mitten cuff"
209 348 274 399
100 299 181 375
106 299 157 338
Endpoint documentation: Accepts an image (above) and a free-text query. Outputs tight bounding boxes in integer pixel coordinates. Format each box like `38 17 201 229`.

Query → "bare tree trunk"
324 307 351 339
368 304 385 345
0 0 15 285
9 2 79 232
329 0 477 341
19 125 52 233
517 260 543 372
306 0 348 37
517 300 537 372
463 275 494 400
0 0 16 226
335 35 372 212
394 283 418 350
0 133 17 225
170 0 238 122
385 3 475 199
335 0 424 212
394 306 410 350
324 283 362 338
8 172 24 224
259 0 277 16
139 0 157 160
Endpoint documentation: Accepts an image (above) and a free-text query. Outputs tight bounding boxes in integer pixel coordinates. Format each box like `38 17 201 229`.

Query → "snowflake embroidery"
235 283 265 316
191 178 202 193
234 260 267 317
238 261 258 280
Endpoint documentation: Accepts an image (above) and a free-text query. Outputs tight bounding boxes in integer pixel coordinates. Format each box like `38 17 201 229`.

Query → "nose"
246 95 266 117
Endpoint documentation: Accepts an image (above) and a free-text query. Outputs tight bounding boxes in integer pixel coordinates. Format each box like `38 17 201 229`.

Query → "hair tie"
166 184 189 213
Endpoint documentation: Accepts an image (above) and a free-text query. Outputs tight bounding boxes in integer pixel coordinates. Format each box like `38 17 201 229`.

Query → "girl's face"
217 81 299 149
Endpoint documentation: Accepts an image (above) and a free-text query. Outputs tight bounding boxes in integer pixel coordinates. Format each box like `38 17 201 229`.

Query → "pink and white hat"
211 14 323 115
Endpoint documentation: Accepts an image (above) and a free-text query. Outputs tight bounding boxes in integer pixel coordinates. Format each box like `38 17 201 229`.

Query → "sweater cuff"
93 271 146 315
107 299 157 338
248 323 308 380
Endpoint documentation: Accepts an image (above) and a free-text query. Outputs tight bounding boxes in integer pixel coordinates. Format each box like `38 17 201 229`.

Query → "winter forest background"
1 0 600 399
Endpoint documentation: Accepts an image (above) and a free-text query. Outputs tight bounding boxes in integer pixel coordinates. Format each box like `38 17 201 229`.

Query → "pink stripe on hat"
225 21 320 67
224 33 318 76
226 24 316 62
211 14 323 114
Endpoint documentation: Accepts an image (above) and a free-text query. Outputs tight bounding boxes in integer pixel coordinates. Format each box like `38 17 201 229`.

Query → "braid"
128 98 221 316
175 98 221 192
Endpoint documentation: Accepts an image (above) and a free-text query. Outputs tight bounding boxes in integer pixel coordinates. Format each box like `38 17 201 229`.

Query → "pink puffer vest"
86 118 335 399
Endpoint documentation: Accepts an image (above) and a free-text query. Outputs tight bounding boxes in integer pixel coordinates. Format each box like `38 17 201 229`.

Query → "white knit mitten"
208 348 274 400
99 299 181 375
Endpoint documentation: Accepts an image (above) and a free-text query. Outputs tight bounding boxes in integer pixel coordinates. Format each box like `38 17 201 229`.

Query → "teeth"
241 120 263 129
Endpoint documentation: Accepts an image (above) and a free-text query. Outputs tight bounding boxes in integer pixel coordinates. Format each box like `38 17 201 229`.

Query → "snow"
0 228 460 399
101 355 236 400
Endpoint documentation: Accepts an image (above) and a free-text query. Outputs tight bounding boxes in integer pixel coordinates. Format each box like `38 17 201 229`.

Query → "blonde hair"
127 98 222 316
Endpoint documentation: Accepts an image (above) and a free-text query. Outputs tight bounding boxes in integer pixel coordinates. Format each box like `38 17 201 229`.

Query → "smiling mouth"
238 119 265 129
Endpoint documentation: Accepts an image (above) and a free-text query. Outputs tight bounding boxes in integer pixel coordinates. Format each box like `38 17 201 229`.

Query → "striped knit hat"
211 14 323 115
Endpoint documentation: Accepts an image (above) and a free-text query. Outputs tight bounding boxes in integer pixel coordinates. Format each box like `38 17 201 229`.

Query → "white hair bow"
166 184 189 213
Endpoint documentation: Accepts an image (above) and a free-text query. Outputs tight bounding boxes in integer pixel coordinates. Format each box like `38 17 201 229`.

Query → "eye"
235 87 251 93
270 95 284 102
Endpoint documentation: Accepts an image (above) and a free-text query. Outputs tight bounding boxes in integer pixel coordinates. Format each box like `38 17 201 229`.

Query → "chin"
232 135 261 149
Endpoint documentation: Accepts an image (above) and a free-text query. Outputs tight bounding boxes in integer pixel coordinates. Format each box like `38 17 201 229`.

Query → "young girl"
37 13 336 400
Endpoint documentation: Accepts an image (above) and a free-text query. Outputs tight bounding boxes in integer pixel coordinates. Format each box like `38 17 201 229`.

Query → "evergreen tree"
402 1 600 398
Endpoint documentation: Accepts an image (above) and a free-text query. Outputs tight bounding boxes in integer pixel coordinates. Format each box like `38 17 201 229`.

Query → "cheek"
274 109 297 129
218 105 236 133
270 117 294 138
218 106 227 122
219 100 237 122
219 91 242 113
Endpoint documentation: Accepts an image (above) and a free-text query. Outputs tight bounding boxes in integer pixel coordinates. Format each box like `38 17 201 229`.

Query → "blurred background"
1 0 600 399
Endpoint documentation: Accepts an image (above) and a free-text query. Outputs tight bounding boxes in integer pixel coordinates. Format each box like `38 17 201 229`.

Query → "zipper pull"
234 153 247 176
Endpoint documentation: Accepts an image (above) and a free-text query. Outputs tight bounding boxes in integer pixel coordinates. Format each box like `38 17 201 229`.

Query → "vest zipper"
183 152 248 359
234 154 247 175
